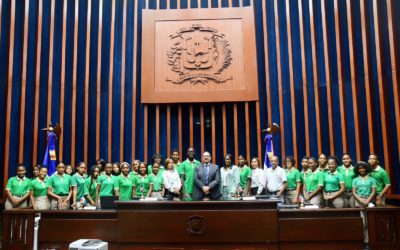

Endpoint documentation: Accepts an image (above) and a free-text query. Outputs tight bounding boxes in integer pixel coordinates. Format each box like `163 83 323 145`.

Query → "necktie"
205 164 209 185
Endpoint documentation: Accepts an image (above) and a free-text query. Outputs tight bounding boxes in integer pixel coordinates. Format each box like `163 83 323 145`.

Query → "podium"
116 200 279 249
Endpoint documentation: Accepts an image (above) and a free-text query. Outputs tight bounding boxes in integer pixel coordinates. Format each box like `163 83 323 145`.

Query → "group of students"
4 148 391 210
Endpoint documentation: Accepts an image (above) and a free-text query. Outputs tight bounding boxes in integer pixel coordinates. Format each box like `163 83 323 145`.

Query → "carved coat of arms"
186 215 207 236
166 24 233 84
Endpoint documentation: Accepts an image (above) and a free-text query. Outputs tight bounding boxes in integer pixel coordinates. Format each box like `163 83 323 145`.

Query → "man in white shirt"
265 156 287 204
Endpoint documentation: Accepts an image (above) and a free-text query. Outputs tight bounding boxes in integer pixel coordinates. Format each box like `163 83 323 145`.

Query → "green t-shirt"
369 166 391 195
239 165 252 189
352 176 377 197
149 173 163 191
97 174 117 197
300 169 312 184
85 177 98 201
305 170 324 192
147 165 165 175
47 174 72 195
29 179 48 197
178 159 201 194
6 176 31 196
71 173 88 199
323 171 344 192
114 174 133 201
285 168 301 189
134 175 150 197
337 165 356 190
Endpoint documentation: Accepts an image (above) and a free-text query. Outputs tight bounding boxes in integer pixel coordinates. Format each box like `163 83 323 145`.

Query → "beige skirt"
34 196 50 210
5 196 28 210
50 196 70 210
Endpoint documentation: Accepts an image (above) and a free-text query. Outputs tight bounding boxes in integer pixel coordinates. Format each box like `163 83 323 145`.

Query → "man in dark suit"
193 151 221 201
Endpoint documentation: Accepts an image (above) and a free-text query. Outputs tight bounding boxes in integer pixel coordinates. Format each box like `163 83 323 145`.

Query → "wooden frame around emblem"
141 7 259 103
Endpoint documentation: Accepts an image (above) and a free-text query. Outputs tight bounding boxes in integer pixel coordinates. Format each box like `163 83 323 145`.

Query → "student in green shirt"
29 166 50 210
318 153 328 172
149 162 165 199
148 153 165 175
85 165 100 206
114 162 134 201
72 162 95 208
5 165 31 210
304 157 324 206
284 156 301 205
337 153 356 207
323 156 345 208
133 162 151 198
65 165 73 176
32 165 40 180
300 156 311 185
130 159 140 177
237 155 252 196
368 154 391 206
47 162 72 210
171 149 181 170
112 162 121 176
179 147 201 201
352 162 376 208
96 162 117 207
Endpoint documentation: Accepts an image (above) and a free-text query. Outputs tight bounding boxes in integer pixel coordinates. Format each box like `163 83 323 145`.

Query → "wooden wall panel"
1 0 400 195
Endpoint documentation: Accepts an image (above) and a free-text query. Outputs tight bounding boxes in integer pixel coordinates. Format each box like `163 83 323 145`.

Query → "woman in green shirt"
32 165 40 180
323 156 345 208
47 162 72 210
284 156 301 205
304 157 324 206
149 162 165 199
85 165 100 206
114 162 134 201
112 162 121 176
72 162 95 208
30 166 50 210
337 153 355 207
237 155 252 196
352 162 376 208
96 162 117 207
5 165 31 210
134 162 151 198
148 153 165 175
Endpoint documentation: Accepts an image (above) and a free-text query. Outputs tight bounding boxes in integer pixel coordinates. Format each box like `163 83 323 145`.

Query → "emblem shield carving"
187 215 207 236
166 24 233 84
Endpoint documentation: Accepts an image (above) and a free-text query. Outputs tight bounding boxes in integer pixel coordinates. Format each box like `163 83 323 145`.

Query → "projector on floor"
69 239 108 250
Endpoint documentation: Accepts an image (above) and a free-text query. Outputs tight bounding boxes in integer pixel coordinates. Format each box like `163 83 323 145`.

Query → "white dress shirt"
162 169 182 193
251 168 266 195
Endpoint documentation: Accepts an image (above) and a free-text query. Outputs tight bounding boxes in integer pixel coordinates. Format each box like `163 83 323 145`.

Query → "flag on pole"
43 131 57 175
263 134 274 170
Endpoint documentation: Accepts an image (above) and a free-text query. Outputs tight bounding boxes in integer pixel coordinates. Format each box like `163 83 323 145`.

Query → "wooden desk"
279 208 363 250
5 201 397 250
116 201 279 249
367 205 400 249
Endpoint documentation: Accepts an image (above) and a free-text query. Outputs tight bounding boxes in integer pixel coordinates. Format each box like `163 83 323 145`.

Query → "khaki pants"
307 192 323 207
284 190 298 205
354 197 369 243
5 196 28 210
324 191 345 208
343 191 355 208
